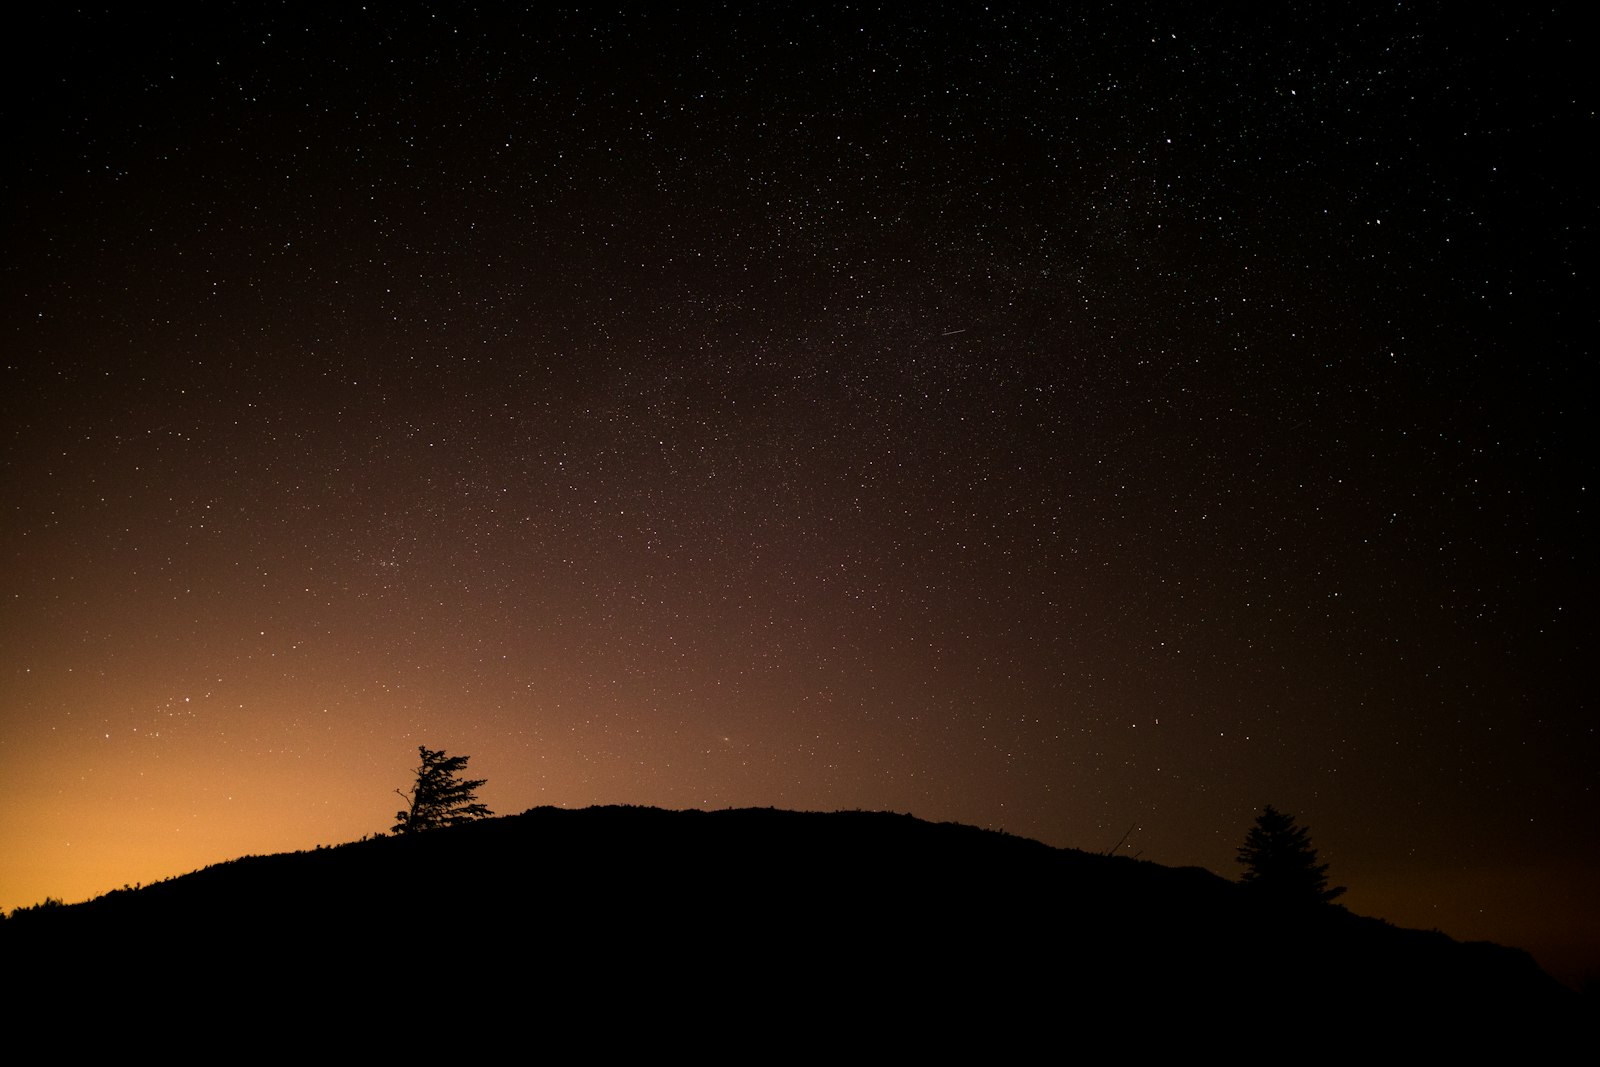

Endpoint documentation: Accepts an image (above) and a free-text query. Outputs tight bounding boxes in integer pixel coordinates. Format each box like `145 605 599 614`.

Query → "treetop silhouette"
393 746 492 834
1236 804 1345 904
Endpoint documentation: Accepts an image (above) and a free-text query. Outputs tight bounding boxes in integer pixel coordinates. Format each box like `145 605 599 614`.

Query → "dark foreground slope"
3 807 1578 1042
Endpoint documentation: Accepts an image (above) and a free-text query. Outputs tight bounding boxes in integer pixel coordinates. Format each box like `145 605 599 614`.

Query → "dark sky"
2 5 1592 981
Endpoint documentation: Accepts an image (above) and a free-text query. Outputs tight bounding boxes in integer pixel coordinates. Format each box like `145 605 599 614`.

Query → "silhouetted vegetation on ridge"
391 745 492 833
1237 804 1347 904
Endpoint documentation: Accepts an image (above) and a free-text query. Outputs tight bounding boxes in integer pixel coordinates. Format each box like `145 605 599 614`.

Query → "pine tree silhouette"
393 747 492 833
1236 805 1345 904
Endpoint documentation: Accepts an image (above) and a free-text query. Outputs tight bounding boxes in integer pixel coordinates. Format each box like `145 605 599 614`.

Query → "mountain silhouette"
4 806 1579 1044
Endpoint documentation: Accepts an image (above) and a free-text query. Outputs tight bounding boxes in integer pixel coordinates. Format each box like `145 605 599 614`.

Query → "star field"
2 5 1592 982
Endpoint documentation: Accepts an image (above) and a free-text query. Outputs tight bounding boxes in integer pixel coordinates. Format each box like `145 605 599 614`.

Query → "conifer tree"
393 746 492 833
1236 805 1345 904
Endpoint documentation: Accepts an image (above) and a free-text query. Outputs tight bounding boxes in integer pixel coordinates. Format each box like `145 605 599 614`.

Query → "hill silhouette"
3 806 1579 1042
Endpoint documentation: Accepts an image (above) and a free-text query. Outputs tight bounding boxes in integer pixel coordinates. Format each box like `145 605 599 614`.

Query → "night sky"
3 6 1592 982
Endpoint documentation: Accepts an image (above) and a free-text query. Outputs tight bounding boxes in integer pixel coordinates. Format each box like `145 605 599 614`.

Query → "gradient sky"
3 5 1592 982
